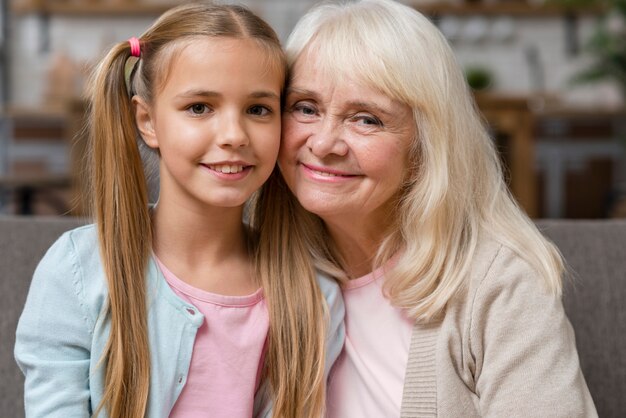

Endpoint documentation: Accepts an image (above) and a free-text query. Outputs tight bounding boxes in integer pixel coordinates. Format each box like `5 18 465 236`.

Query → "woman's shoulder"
466 234 546 295
449 234 561 330
443 237 595 417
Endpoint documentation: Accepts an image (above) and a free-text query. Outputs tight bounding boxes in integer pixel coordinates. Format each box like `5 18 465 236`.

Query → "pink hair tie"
128 37 141 57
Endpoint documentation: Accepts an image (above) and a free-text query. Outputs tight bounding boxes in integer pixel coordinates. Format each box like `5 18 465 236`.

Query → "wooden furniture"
0 106 74 215
475 93 539 217
11 1 603 17
475 94 626 219
0 172 71 214
12 1 176 15
534 105 626 218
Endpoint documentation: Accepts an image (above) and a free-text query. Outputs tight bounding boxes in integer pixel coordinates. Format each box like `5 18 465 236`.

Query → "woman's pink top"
155 257 269 418
327 262 414 417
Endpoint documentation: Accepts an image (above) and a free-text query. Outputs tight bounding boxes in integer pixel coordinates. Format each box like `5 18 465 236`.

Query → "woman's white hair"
285 0 564 320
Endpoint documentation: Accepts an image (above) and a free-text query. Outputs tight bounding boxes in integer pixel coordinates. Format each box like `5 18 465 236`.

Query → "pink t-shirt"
327 263 414 417
155 257 269 418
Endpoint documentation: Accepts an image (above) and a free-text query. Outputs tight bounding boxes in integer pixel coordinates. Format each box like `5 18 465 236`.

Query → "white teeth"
208 164 244 174
312 169 337 177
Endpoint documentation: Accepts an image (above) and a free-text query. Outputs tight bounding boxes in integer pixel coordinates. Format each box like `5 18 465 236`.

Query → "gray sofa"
1 216 624 417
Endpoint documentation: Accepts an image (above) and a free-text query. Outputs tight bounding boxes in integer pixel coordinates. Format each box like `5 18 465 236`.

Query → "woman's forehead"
290 48 364 89
290 51 407 110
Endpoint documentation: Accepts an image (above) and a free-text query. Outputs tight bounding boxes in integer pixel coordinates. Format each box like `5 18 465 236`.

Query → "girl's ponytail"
87 40 152 417
251 169 328 417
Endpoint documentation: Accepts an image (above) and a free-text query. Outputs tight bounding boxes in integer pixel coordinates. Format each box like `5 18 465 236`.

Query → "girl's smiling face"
279 49 415 230
135 37 283 210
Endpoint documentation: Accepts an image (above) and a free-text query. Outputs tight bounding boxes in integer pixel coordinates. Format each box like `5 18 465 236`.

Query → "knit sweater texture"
399 237 597 418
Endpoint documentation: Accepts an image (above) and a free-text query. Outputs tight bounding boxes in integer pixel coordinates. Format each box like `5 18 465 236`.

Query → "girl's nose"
217 111 249 148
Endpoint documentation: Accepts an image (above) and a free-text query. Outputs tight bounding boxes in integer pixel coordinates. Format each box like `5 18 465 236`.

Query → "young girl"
15 3 344 417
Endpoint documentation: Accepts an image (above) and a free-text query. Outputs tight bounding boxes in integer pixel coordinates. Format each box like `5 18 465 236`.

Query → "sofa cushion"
0 216 85 417
538 219 626 418
2 217 624 417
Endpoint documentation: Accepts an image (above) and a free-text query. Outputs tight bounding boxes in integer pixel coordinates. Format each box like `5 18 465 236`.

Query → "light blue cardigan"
15 224 345 417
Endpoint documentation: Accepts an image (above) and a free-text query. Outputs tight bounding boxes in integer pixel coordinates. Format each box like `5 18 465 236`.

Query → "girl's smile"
134 37 283 211
200 161 253 180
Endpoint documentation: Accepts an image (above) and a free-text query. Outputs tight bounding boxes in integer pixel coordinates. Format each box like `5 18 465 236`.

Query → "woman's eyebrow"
345 100 394 117
285 87 319 99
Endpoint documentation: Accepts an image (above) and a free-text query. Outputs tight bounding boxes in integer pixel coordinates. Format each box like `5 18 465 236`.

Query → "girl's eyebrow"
174 89 279 100
248 91 280 100
175 89 220 99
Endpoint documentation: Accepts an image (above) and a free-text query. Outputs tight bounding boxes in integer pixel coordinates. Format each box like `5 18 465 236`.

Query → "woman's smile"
300 162 359 182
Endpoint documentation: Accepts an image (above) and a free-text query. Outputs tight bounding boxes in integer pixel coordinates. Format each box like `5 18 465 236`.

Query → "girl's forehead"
156 36 283 93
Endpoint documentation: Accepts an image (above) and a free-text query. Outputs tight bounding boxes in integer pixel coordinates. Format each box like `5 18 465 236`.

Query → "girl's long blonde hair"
86 2 326 416
281 0 564 321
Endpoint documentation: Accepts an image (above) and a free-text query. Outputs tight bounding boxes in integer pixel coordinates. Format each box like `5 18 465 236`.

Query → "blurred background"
0 0 624 218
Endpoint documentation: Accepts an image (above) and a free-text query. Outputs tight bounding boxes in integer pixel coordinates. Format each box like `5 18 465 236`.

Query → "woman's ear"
133 96 158 149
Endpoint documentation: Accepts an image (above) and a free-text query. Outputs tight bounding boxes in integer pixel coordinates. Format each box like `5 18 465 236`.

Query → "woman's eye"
293 103 317 116
188 104 209 115
248 105 272 116
355 114 382 127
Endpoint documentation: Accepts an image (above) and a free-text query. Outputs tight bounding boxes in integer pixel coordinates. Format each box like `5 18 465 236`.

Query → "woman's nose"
307 117 348 158
217 111 249 148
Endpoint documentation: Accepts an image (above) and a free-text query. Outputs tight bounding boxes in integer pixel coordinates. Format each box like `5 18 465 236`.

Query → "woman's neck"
325 218 390 279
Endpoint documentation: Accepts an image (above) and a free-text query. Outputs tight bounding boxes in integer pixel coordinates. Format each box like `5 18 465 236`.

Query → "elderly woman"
269 0 597 416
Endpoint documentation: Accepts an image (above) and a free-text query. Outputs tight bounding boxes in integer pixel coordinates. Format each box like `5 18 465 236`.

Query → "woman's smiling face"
279 49 415 228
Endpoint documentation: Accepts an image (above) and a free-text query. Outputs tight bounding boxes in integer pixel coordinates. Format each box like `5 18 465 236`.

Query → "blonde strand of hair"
88 41 151 417
251 171 327 417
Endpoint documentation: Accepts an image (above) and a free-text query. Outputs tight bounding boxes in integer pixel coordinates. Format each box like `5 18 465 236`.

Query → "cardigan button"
186 307 196 315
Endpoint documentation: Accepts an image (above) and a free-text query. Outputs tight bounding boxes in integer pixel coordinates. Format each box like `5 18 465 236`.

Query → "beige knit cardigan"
399 238 597 418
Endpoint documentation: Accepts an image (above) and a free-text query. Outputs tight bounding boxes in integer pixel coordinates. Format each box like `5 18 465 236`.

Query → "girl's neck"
150 199 256 295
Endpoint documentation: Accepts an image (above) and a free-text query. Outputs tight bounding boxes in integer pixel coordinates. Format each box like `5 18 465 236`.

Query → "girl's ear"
133 96 158 149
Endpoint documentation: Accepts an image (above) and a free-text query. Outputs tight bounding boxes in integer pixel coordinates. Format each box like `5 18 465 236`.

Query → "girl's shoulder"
315 270 342 302
314 270 345 329
21 223 107 340
57 222 99 248
36 222 108 300
40 222 97 261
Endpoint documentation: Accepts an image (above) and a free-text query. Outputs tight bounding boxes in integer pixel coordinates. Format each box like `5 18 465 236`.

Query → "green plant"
465 66 494 91
569 0 626 97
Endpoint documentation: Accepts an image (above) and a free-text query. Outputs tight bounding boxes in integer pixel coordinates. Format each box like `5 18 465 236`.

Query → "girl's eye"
188 104 210 115
248 105 272 116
